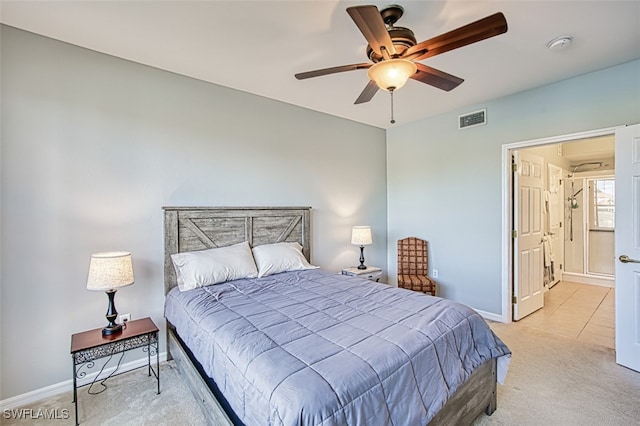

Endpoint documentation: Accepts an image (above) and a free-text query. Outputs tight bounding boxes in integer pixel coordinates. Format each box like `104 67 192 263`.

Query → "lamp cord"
87 350 126 395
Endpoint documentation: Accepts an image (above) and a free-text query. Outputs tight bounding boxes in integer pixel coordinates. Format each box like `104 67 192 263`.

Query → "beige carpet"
2 362 206 426
474 321 640 425
4 322 640 425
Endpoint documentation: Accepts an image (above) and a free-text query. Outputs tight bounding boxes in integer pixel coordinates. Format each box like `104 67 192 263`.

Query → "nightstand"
341 266 383 282
71 317 159 425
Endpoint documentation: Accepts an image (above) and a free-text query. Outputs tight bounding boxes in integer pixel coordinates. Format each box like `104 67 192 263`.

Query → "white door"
547 163 564 286
615 124 640 372
513 151 545 320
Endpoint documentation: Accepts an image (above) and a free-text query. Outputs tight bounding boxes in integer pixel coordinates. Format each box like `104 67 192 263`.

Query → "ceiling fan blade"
354 80 379 104
347 5 396 57
412 63 464 91
295 63 372 80
404 12 507 61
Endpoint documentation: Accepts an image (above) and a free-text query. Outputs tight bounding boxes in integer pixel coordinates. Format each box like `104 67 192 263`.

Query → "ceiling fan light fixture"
367 59 417 91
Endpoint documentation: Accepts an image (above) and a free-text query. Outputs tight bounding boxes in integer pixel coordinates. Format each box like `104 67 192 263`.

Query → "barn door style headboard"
163 206 311 293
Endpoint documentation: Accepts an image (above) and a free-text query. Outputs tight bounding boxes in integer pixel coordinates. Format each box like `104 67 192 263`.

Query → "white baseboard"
0 352 168 411
475 309 505 323
561 272 614 288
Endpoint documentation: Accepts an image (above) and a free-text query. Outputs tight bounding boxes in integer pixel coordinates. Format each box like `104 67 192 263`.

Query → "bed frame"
163 206 497 425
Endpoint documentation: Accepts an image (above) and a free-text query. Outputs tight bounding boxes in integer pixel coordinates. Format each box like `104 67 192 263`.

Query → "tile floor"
517 281 615 349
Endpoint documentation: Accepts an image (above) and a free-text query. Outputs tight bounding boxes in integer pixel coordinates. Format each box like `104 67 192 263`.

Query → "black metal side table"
70 317 159 425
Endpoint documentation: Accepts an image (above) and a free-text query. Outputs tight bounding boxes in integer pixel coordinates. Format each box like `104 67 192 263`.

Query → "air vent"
458 109 487 129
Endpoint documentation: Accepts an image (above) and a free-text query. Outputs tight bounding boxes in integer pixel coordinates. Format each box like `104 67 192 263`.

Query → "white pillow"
252 242 318 278
171 241 258 291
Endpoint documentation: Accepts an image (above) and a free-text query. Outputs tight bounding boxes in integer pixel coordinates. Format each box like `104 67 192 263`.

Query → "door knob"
619 255 640 264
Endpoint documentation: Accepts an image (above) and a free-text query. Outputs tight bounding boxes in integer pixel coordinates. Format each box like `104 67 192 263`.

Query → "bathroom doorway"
509 131 615 322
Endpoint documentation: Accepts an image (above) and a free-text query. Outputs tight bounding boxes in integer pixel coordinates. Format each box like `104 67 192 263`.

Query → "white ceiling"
2 1 639 129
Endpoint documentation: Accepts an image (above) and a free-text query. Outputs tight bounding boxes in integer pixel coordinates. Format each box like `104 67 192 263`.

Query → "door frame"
500 126 621 323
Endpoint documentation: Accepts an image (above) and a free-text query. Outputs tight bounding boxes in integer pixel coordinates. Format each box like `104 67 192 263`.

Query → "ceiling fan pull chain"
390 89 395 124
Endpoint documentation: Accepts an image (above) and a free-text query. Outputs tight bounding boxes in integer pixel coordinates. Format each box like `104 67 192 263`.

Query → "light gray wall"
0 26 387 399
387 59 640 314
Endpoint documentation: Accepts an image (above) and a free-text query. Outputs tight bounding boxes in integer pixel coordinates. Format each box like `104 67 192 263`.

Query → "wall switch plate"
432 269 439 278
119 313 131 324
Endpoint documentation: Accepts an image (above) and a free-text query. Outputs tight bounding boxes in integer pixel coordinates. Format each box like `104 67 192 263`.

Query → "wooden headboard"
163 206 311 293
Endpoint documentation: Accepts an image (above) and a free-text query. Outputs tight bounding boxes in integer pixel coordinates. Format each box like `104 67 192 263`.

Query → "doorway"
500 127 618 323
518 138 615 296
510 135 615 321
511 136 615 321
503 124 640 373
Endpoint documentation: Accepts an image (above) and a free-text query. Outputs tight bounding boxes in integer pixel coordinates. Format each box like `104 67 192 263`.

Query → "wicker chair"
397 237 436 296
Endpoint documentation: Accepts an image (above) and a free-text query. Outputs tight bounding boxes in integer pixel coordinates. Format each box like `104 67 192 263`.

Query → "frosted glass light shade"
351 226 373 246
367 59 417 91
86 251 134 291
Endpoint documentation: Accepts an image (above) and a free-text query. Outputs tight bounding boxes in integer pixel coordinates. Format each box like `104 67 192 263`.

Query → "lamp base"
357 245 367 269
102 289 123 336
102 324 123 336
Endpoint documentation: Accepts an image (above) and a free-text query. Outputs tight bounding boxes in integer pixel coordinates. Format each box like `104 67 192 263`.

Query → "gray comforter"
165 269 510 426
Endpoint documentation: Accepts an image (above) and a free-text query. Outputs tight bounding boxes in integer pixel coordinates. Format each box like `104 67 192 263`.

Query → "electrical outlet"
432 269 439 278
120 313 131 324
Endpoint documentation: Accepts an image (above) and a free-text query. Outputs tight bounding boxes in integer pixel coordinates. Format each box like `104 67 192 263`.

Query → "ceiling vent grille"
458 109 487 129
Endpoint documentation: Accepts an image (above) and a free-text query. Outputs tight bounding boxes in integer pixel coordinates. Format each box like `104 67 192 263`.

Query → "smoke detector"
547 36 573 50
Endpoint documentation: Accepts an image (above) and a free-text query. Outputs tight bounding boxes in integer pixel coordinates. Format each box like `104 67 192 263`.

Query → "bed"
163 206 510 425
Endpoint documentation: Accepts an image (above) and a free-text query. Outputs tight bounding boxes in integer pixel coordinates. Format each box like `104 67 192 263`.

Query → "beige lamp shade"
367 59 417 91
351 226 373 246
86 251 134 291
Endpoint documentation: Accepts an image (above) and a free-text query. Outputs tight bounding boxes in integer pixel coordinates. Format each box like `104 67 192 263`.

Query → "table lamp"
86 251 134 336
351 226 373 270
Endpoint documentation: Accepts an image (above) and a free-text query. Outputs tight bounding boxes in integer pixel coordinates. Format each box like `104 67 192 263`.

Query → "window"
588 178 615 230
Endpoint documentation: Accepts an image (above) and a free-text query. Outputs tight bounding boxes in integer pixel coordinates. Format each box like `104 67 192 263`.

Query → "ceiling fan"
295 4 508 118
